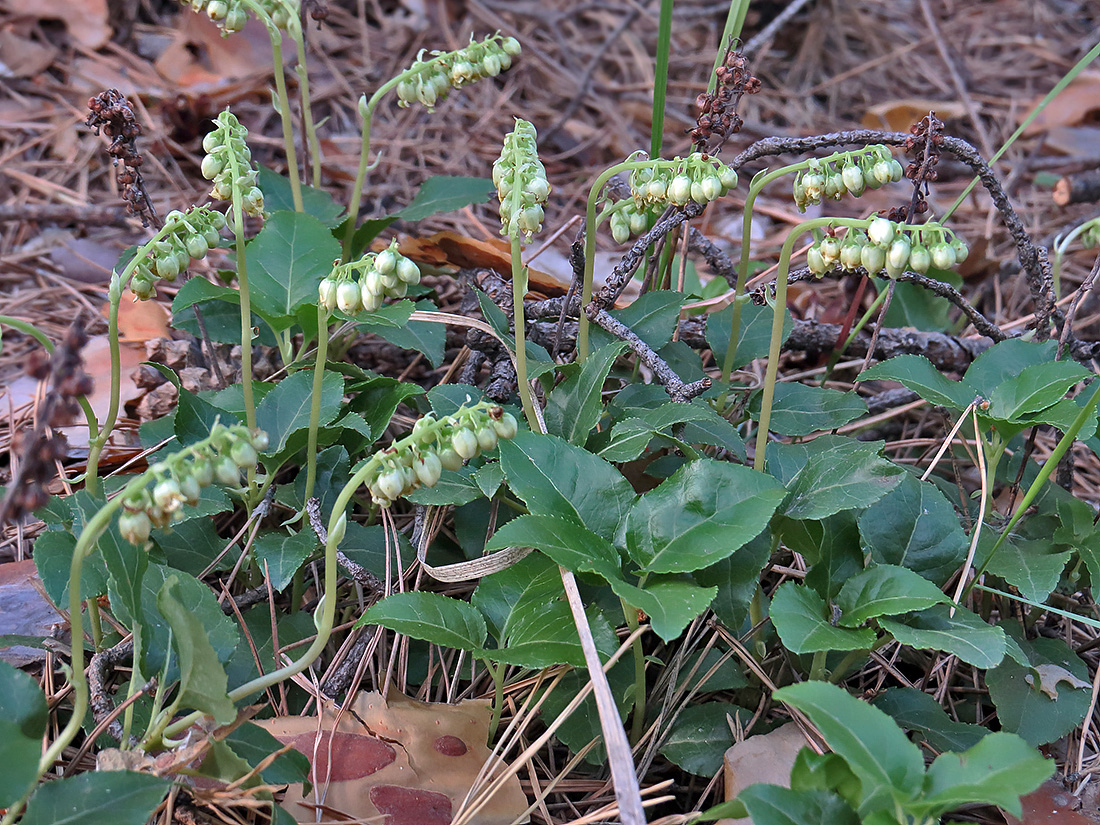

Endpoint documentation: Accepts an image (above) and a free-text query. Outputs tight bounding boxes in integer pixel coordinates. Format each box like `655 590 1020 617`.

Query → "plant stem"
301 303 331 507
650 0 674 161
488 659 505 739
510 231 539 430
819 281 889 386
84 278 123 497
288 19 322 188
623 598 647 744
227 156 258 432
709 0 751 94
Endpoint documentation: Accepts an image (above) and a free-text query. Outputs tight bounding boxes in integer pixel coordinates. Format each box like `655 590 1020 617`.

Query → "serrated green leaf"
779 442 903 521
987 360 1089 422
659 703 752 776
736 786 859 825
499 431 636 542
352 298 415 329
225 722 311 786
694 531 771 632
858 474 966 586
406 466 483 506
33 529 107 604
171 276 239 315
371 300 446 366
346 376 423 439
984 532 1071 604
245 211 341 327
707 300 793 372
254 530 318 592
19 771 170 825
835 565 949 626
473 461 504 498
964 339 1058 398
544 342 625 445
175 386 240 447
858 354 974 411
356 591 487 652
395 175 493 221
879 604 1005 668
873 687 986 753
609 575 717 642
0 661 47 807
590 290 685 352
258 166 345 226
255 370 344 455
769 583 876 654
918 733 1053 818
157 575 237 725
484 513 622 582
749 383 867 436
775 680 925 802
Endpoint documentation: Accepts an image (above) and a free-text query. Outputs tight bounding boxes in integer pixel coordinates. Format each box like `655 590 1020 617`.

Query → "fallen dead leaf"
1006 779 1097 824
0 29 57 78
256 690 529 825
1022 72 1100 137
0 559 66 666
862 99 967 132
3 0 111 49
155 12 274 92
112 296 173 343
720 723 810 825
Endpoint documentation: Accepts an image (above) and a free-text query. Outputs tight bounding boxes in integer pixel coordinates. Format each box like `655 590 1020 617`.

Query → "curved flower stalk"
719 144 902 403
579 151 738 360
204 109 263 431
495 118 549 429
342 33 521 261
1053 214 1100 298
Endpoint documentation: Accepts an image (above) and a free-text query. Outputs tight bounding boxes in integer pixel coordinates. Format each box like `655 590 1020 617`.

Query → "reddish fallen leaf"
1022 73 1100 137
257 691 529 825
862 99 967 132
0 559 66 666
4 0 110 49
1006 779 1097 824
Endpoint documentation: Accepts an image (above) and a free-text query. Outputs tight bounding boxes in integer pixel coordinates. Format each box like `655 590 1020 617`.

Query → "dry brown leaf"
3 0 110 48
0 559 65 667
862 99 967 132
155 13 274 92
112 297 173 343
257 691 529 825
720 722 809 825
0 30 58 78
1005 779 1094 825
398 231 561 297
1022 72 1100 137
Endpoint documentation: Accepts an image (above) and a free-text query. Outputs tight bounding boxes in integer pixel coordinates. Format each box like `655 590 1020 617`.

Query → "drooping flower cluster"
608 199 663 244
494 118 550 241
627 152 738 210
117 424 268 544
201 110 265 217
181 0 299 33
129 206 226 300
318 240 422 315
363 402 518 508
1082 218 1100 249
793 146 904 212
392 34 521 111
807 218 969 279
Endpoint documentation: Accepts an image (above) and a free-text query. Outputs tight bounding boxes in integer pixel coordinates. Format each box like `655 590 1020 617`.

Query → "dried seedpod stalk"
691 42 760 155
86 89 157 227
0 319 93 526
891 112 944 223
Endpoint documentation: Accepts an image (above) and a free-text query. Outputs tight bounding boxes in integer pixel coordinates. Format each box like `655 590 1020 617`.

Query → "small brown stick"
0 204 130 225
1059 251 1100 357
1053 171 1100 206
585 305 710 402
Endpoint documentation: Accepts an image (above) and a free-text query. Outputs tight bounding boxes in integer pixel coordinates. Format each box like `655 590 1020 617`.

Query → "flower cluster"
201 110 265 217
318 240 422 314
363 402 518 508
608 199 662 244
807 218 970 279
117 424 268 544
129 206 226 300
1082 219 1100 249
392 34 521 111
86 89 156 226
182 0 298 33
493 119 550 241
627 153 737 210
793 146 903 212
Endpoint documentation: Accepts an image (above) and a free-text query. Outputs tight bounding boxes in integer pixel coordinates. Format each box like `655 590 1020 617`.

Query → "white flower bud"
860 244 886 274
701 174 723 202
887 236 912 271
930 242 955 270
908 243 931 274
668 174 692 206
397 258 421 284
951 238 969 263
336 280 362 314
806 246 827 275
415 452 443 487
841 164 865 196
492 412 518 439
868 217 895 247
452 428 479 459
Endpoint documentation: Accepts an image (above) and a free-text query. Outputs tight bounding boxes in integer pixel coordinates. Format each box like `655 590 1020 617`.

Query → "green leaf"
371 300 446 366
245 211 341 327
599 401 742 463
157 575 237 725
624 458 785 573
963 338 1058 398
984 532 1070 604
736 785 859 825
778 441 903 522
33 529 107 604
171 275 239 315
254 530 318 592
354 298 415 329
255 369 344 455
880 276 955 331
775 680 925 803
153 517 235 576
659 703 752 776
858 474 966 586
987 360 1089 422
769 582 876 654
76 495 147 631
782 512 865 601
0 661 48 807
225 722 311 785
484 513 622 582
858 354 974 411
356 591 487 652
544 342 625 445
590 290 685 352
707 300 793 372
288 445 350 521
919 733 1053 818
609 575 717 642
258 166 345 226
175 386 240 447
986 633 1091 746
20 772 170 825
695 531 771 632
406 466 484 506
347 376 423 439
473 461 504 498
350 217 398 258
879 604 1006 669
873 687 986 753
749 383 867 436
395 175 493 221
835 565 949 626
499 431 636 542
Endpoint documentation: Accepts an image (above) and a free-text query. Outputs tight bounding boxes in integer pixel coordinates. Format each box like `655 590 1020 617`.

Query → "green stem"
819 283 889 386
754 217 869 471
0 315 99 446
510 231 539 430
709 0 751 94
808 650 828 681
650 0 674 161
964 377 1100 597
227 156 258 432
1052 218 1100 301
623 598 647 744
487 659 505 739
288 20 322 188
941 38 1100 223
301 303 331 507
84 278 123 497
